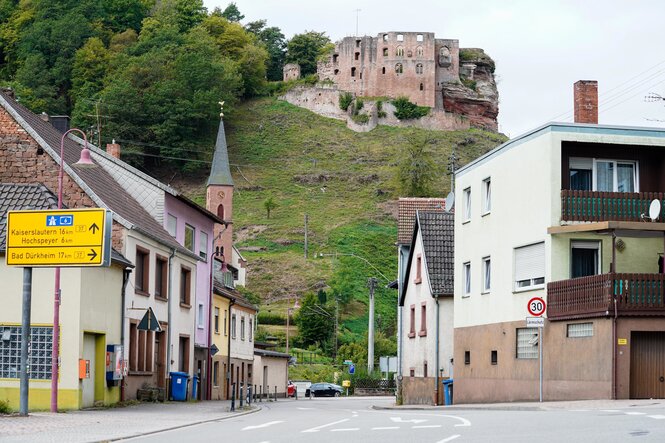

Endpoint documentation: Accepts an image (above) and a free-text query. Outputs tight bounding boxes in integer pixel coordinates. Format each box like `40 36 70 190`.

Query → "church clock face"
217 191 225 199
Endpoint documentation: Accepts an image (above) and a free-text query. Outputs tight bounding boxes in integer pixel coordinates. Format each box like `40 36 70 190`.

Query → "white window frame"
167 213 177 237
514 242 545 292
482 256 491 293
240 316 246 341
197 303 204 329
592 159 639 193
463 261 471 295
463 187 471 222
184 224 195 252
231 314 236 339
482 177 491 215
199 231 208 261
214 307 220 334
570 240 601 278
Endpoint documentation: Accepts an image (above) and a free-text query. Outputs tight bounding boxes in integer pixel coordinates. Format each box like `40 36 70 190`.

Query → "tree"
263 196 277 219
246 20 286 81
396 135 439 197
295 293 334 347
286 30 330 76
221 2 244 22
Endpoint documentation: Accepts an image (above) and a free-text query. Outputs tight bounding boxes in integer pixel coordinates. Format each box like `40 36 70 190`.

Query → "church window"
395 63 403 74
420 83 424 91
416 63 423 74
382 67 386 74
217 204 224 220
351 67 356 77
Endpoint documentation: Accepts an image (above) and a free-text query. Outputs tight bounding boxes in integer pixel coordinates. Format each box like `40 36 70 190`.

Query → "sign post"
527 297 546 403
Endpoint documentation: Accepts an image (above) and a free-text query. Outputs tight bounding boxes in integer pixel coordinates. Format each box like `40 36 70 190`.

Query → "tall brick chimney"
106 140 121 159
574 80 598 124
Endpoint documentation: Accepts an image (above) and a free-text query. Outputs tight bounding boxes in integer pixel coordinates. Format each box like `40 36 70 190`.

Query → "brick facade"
574 80 598 124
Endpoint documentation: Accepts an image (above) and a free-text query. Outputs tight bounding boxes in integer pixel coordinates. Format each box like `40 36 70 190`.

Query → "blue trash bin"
442 379 453 405
192 375 199 400
170 371 190 401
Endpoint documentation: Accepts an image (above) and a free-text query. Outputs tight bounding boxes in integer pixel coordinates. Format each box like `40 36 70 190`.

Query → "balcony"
547 273 665 320
560 190 665 223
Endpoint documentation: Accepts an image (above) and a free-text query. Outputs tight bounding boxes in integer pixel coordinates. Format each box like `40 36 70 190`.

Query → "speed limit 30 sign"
527 297 546 316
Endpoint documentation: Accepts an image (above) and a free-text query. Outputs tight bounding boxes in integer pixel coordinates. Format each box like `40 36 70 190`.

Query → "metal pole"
19 267 33 416
230 382 235 411
367 278 376 373
539 325 543 403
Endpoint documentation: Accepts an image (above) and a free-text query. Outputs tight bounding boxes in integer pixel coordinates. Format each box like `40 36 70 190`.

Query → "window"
199 231 208 261
416 46 424 56
0 325 53 379
396 46 404 57
569 157 592 191
231 314 237 339
184 224 195 252
419 303 427 336
383 47 388 56
354 52 360 60
129 322 154 373
409 305 416 338
463 262 471 295
419 83 424 91
217 204 225 220
382 67 386 74
395 63 403 74
569 157 638 192
482 256 491 293
514 242 545 290
355 39 360 48
155 255 168 299
383 34 388 41
135 247 149 294
334 69 339 75
423 361 428 377
463 187 471 221
213 361 219 386
351 67 356 77
241 316 246 340
571 241 600 278
197 303 204 329
167 214 177 237
491 350 498 365
482 177 491 214
567 322 594 337
415 254 422 284
464 351 470 365
214 307 220 334
415 63 423 74
417 34 423 42
410 368 415 377
180 266 191 306
333 53 338 63
249 318 253 342
397 34 404 41
516 328 539 359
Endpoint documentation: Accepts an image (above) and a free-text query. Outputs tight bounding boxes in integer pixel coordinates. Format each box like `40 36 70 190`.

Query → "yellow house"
0 184 133 411
210 289 231 400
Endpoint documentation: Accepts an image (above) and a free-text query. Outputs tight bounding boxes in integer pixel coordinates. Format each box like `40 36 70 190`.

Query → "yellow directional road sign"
6 208 112 267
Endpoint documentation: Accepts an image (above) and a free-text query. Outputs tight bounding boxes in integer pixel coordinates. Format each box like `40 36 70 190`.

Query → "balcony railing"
560 190 665 222
547 273 665 320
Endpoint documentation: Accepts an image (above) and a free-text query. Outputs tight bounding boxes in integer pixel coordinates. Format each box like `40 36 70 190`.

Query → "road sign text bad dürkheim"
6 208 112 267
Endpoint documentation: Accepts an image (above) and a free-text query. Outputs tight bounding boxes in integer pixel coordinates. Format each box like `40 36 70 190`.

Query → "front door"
630 331 665 399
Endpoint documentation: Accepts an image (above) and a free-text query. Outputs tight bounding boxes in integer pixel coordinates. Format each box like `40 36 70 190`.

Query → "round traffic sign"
527 297 546 316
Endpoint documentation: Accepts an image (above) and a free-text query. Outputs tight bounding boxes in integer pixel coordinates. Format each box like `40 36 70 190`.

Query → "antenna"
445 191 455 212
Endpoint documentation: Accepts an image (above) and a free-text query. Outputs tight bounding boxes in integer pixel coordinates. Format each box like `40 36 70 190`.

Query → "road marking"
601 409 620 413
242 421 283 431
413 425 442 429
437 435 461 443
451 415 472 427
570 409 590 412
391 417 427 424
372 427 400 430
297 407 314 410
331 428 360 432
302 418 350 433
625 412 646 415
648 415 665 419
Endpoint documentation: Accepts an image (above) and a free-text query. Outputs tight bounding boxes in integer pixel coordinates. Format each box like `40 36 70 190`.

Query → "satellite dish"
649 199 661 222
445 192 455 212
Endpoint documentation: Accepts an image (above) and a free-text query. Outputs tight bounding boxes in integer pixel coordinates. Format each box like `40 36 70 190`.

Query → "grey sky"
205 0 665 137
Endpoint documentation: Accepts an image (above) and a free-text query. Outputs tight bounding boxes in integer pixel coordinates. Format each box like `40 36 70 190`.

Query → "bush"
376 100 387 118
461 78 477 91
392 96 429 120
0 398 11 414
339 92 353 111
257 311 288 326
354 98 364 113
351 113 369 124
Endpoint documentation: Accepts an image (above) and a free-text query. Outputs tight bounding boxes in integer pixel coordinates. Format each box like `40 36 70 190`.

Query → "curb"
371 405 544 412
104 405 261 442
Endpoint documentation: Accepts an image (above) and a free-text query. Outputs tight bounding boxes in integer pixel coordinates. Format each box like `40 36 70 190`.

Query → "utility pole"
367 277 377 373
304 214 308 259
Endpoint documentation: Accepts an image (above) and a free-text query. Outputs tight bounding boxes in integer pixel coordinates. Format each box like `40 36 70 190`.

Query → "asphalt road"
122 397 665 443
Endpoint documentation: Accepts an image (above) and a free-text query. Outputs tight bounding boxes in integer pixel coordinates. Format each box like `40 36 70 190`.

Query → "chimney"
49 115 70 133
574 80 598 124
106 139 121 159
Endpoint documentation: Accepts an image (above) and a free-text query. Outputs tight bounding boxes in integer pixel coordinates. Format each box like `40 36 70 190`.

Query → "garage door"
630 331 665 399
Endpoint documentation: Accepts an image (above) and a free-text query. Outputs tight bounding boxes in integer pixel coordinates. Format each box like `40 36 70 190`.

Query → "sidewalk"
374 398 665 412
0 400 258 443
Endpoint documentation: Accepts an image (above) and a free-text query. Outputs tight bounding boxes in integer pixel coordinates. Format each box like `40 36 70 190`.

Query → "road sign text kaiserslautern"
6 208 112 267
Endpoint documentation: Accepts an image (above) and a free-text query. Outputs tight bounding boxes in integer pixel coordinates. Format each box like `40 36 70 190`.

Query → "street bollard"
231 382 236 412
240 383 244 408
259 385 262 402
274 386 277 402
253 384 257 402
248 385 252 405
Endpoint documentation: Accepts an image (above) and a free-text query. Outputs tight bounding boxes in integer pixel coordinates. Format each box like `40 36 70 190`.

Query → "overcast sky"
205 0 665 138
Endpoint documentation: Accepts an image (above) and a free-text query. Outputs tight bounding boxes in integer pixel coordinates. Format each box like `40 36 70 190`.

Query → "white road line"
297 407 314 410
648 415 665 419
413 425 442 429
436 435 461 443
372 427 400 430
302 418 350 433
242 421 283 431
601 409 620 413
391 417 427 424
331 428 360 432
625 412 647 415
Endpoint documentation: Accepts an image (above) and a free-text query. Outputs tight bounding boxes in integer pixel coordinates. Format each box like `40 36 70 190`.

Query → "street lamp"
52 129 96 412
285 299 300 356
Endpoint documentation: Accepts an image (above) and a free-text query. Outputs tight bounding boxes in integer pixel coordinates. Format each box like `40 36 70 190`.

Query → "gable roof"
207 119 234 187
399 210 454 305
397 198 446 244
0 183 132 267
0 91 197 260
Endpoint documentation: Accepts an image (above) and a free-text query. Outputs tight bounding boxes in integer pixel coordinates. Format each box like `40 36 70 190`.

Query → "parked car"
287 380 296 397
306 382 343 397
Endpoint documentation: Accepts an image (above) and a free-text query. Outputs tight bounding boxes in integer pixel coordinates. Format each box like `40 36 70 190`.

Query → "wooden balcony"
547 273 665 320
560 190 665 222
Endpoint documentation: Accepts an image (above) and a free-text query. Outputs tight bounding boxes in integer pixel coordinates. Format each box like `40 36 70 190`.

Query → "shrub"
257 311 288 326
392 96 429 120
339 92 353 111
461 78 477 91
354 98 364 113
376 100 387 118
351 113 369 124
0 398 11 414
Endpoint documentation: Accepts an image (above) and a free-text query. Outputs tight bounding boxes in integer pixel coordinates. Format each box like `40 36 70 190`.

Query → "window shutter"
514 242 545 282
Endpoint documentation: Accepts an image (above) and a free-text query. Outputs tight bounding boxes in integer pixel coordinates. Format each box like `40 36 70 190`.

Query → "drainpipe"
120 268 132 402
611 231 617 400
207 264 214 401
167 248 176 387
227 298 236 399
434 297 440 405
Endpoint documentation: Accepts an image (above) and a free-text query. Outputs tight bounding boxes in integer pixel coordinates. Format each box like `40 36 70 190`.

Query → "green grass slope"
207 97 506 343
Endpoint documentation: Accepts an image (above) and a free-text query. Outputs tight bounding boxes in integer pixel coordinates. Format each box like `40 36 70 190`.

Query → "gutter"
167 248 176 386
435 297 440 405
